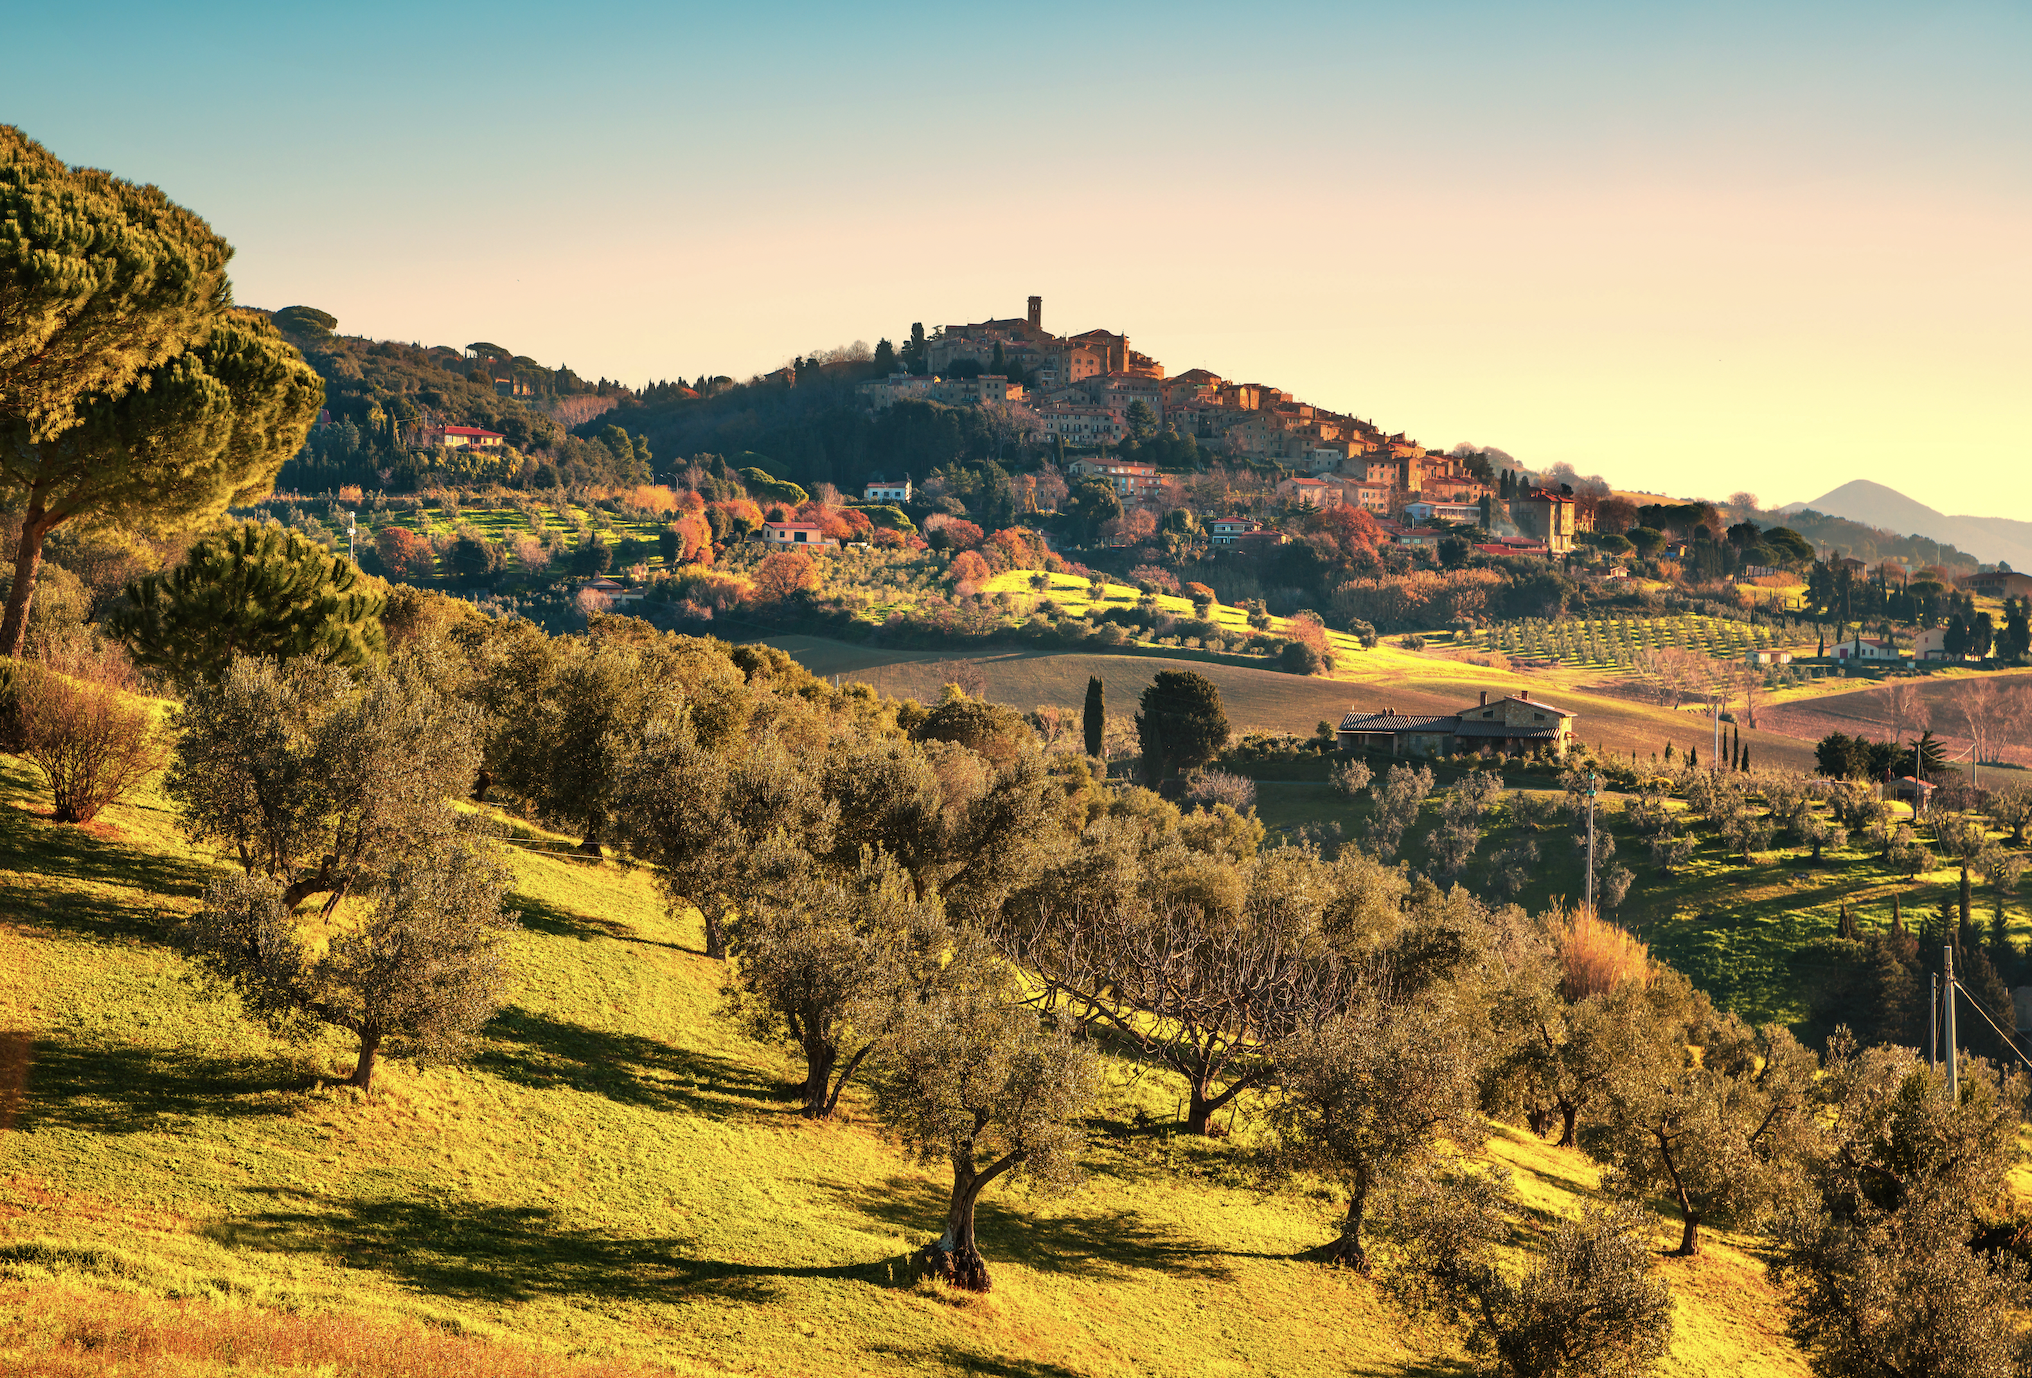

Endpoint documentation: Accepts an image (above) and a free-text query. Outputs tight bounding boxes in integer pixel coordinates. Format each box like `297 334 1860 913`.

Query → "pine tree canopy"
1 126 324 656
107 521 386 688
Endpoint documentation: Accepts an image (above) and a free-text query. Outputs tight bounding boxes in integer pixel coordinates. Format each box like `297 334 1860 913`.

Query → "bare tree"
13 660 165 823
1006 839 1336 1135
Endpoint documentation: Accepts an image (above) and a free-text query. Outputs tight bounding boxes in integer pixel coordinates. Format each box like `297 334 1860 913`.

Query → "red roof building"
438 425 506 449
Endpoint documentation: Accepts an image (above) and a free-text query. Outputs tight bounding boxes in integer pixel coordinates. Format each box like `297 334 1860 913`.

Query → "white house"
864 476 912 503
1832 636 1901 662
1403 500 1483 525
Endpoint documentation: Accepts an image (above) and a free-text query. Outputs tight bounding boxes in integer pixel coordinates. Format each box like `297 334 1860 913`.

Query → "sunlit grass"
0 748 1822 1375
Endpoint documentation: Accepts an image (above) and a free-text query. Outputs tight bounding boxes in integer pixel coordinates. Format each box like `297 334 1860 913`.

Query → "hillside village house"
1209 517 1285 548
1041 406 1129 447
761 520 835 550
1831 635 1900 662
1337 692 1576 758
578 575 643 604
1069 458 1161 498
1958 569 2032 599
864 476 912 503
436 425 505 449
1510 489 1578 554
1404 499 1483 525
1275 475 1337 508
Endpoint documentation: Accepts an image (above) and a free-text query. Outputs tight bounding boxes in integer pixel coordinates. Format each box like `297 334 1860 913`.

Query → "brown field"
754 635 1824 772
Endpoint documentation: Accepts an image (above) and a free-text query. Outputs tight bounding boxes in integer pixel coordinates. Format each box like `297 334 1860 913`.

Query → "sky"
12 1 2029 513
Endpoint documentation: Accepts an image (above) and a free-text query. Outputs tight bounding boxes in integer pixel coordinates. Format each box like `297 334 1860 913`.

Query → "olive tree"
1272 977 1487 1269
2 125 323 657
1388 1169 1675 1378
181 841 514 1093
1773 1036 2032 1378
874 943 1098 1292
726 841 953 1118
166 648 484 913
1587 1009 1819 1256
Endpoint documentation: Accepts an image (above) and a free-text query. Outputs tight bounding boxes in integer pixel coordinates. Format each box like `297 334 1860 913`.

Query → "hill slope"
1786 480 2032 569
0 755 1815 1376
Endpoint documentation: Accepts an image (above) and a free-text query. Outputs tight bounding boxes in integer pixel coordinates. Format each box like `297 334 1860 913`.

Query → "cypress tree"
1689 745 1698 769
1741 745 1752 773
1083 675 1105 758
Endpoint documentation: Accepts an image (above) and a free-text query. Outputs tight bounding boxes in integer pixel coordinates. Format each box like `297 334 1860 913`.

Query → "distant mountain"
1780 480 2032 570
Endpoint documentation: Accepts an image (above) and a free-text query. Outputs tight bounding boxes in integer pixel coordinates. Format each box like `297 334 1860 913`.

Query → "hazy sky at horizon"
13 1 2029 512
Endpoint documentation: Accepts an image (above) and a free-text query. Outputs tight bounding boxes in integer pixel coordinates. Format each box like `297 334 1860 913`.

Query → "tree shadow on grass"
863 1346 1095 1378
0 806 214 944
475 1005 797 1118
208 1191 921 1306
507 891 698 955
844 1173 1236 1282
22 1037 304 1135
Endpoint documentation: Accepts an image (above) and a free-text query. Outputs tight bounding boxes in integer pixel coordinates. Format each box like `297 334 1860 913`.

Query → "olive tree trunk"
348 1028 383 1094
1328 1167 1373 1270
921 1152 1019 1293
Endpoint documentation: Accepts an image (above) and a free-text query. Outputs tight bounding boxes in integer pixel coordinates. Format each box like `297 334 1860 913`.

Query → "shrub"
15 663 166 824
1183 768 1257 812
1550 909 1649 1001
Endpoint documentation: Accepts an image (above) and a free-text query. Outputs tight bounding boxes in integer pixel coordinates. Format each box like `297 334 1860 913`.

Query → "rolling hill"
0 747 1815 1376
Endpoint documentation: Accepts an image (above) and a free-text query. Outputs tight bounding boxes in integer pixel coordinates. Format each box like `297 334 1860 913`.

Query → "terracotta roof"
441 425 503 438
1339 712 1458 732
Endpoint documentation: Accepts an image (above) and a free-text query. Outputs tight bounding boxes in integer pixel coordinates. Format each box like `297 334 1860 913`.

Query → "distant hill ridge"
1782 480 2032 570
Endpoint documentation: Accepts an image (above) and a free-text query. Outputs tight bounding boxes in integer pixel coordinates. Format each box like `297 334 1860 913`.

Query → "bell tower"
1027 295 1042 332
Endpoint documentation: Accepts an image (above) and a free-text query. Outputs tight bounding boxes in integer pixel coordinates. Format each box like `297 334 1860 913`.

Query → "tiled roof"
1338 712 1459 732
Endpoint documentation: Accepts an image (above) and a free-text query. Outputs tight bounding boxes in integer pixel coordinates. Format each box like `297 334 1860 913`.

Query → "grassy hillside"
0 754 1815 1375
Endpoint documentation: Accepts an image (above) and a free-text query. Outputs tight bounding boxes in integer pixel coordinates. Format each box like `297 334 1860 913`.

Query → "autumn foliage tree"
750 550 818 602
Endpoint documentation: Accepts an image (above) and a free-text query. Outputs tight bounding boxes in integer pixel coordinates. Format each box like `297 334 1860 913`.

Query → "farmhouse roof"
441 425 504 439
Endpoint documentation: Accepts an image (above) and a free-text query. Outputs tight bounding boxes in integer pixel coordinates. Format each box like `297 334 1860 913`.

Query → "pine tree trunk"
0 506 50 660
703 909 727 961
1557 1100 1580 1149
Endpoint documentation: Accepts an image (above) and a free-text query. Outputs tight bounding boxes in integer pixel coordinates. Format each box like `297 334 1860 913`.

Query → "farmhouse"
863 476 912 502
437 425 505 449
1337 691 1576 758
1831 635 1900 662
761 520 835 549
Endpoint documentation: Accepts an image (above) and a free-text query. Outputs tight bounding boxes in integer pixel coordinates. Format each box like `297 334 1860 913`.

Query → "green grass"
1247 776 2030 1031
0 750 1816 1375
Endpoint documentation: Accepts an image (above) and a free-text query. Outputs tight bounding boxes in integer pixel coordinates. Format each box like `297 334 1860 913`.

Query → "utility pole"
1944 946 1959 1100
1584 770 1599 913
1929 972 1938 1071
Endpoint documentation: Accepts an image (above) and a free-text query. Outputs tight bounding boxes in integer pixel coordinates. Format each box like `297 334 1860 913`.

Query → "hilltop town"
849 298 1579 557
